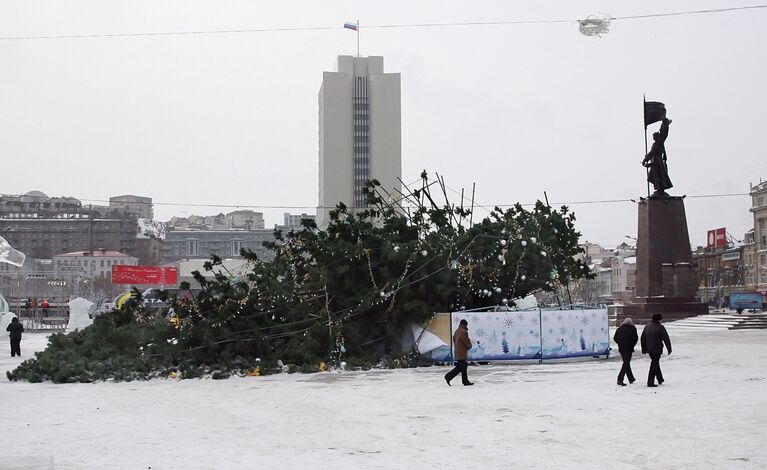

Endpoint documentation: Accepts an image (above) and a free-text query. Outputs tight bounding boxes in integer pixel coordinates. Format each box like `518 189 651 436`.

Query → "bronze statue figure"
642 118 673 196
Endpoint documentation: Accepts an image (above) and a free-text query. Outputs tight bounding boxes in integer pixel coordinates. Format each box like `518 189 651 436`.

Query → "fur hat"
621 317 634 326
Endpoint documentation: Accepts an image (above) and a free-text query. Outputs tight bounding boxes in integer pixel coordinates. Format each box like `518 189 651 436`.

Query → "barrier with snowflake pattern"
445 309 609 361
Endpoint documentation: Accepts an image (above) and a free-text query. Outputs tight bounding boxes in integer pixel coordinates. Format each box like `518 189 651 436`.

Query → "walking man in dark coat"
613 317 638 386
444 319 474 386
640 313 672 387
6 316 24 357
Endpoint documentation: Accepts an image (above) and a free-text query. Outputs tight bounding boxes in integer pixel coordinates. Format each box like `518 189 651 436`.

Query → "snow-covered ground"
1 324 765 470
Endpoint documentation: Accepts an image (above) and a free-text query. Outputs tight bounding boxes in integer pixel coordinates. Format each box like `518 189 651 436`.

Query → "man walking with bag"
641 313 672 387
444 319 474 386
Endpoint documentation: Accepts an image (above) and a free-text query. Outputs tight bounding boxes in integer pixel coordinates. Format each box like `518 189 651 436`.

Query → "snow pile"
0 292 9 313
0 234 26 267
0 311 17 338
137 218 166 239
66 298 94 333
514 293 538 309
1 325 765 469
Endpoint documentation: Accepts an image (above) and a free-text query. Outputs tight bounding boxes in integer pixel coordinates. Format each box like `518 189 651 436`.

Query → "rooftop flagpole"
357 19 360 57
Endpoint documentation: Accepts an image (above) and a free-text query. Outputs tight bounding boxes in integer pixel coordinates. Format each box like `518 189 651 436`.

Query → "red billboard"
707 228 726 249
111 265 178 285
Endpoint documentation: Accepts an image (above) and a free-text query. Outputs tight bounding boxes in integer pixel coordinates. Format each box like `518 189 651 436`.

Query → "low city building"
167 210 265 231
161 229 275 263
53 250 138 280
109 195 154 219
280 212 316 230
750 180 767 289
0 217 139 259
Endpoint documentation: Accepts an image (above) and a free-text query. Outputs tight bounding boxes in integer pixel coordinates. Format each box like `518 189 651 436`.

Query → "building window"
186 240 199 256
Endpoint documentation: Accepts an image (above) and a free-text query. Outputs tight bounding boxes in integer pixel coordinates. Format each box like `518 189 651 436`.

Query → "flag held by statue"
644 100 666 128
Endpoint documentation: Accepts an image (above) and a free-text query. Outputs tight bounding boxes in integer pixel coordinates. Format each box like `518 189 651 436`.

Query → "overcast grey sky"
1 1 765 248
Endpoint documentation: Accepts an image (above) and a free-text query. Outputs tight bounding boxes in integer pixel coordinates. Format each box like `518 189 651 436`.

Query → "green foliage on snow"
8 173 591 382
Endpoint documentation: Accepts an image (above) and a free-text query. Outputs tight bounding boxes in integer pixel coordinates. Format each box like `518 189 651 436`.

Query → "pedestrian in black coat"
641 313 672 387
6 316 24 357
613 317 638 386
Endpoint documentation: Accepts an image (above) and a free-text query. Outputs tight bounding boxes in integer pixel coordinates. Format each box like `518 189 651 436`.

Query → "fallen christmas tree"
8 173 592 382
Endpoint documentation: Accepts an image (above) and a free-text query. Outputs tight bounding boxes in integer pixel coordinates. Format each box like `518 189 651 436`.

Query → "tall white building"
317 55 402 227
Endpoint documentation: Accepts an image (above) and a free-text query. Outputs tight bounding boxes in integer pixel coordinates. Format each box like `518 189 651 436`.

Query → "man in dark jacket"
444 319 474 386
640 313 672 387
6 316 24 357
613 317 638 386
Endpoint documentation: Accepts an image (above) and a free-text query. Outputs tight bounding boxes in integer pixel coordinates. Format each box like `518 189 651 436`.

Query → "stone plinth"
613 196 708 324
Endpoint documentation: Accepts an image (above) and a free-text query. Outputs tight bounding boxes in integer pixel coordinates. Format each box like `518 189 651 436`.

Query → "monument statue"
610 100 707 324
642 117 673 195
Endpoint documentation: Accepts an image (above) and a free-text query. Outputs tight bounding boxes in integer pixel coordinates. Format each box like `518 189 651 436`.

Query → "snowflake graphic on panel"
503 318 514 328
529 329 540 339
591 311 597 318
475 328 486 338
517 313 525 321
495 316 500 321
542 315 549 323
580 317 590 326
560 326 568 335
471 316 479 323
530 316 539 325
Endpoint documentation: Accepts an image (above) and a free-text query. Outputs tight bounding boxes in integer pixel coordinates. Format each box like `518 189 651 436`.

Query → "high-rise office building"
317 55 401 227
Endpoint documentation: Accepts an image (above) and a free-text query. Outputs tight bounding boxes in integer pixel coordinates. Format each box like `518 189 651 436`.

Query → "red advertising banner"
707 228 727 249
111 265 178 285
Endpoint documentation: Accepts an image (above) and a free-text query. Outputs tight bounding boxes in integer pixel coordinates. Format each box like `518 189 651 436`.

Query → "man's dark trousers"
10 339 21 357
648 353 664 385
445 360 470 385
618 351 635 383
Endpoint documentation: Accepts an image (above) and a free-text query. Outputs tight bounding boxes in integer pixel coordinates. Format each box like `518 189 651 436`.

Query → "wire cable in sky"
39 193 749 211
0 192 748 211
0 4 765 41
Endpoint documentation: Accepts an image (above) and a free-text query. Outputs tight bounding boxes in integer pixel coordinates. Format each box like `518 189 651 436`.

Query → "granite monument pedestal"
611 195 707 324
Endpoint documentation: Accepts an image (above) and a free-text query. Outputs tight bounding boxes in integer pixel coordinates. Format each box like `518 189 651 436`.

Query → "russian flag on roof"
344 21 358 31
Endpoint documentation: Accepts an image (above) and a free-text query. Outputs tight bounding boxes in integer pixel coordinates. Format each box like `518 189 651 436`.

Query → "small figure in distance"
444 319 474 386
613 317 638 386
640 313 672 387
6 316 24 357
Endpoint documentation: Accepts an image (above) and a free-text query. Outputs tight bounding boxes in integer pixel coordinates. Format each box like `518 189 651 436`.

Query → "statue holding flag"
642 100 673 196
